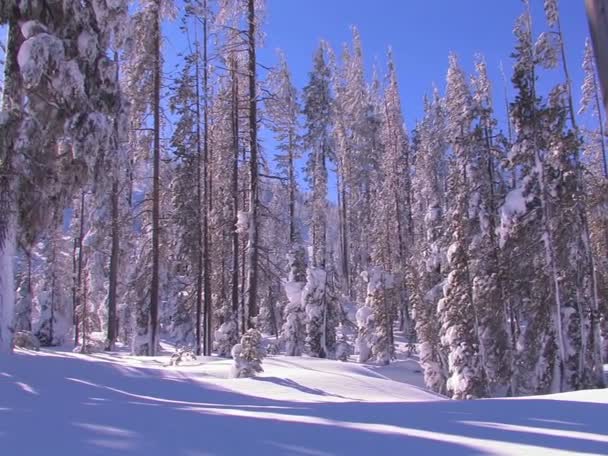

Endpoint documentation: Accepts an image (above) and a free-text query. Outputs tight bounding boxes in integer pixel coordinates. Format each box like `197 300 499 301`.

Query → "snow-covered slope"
1 349 607 456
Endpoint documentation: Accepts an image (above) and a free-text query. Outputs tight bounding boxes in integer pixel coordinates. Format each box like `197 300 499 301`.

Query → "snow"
1 347 607 455
498 185 528 248
17 33 65 89
235 210 250 234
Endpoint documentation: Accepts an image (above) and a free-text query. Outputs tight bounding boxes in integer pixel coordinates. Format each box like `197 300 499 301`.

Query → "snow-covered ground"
1 346 608 456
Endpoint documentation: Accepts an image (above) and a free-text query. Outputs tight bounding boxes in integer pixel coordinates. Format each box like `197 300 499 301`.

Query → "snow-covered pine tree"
0 0 128 352
501 5 603 393
332 29 378 301
302 41 336 358
579 38 608 363
32 228 73 346
357 268 395 365
544 0 604 389
303 267 330 358
410 91 449 395
280 245 307 356
123 0 176 356
13 253 32 333
469 55 513 396
438 54 485 400
231 328 264 378
378 49 413 339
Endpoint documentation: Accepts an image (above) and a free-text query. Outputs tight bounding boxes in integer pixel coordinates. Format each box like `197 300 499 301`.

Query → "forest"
0 0 607 404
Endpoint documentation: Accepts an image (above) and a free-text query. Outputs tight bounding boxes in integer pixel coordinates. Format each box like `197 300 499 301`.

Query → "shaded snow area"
1 348 608 455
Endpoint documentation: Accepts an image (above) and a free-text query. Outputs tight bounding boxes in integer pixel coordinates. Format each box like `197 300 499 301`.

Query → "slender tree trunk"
107 180 119 350
194 38 204 356
23 253 31 333
246 0 259 329
0 16 23 353
75 192 86 347
107 52 121 352
231 57 240 333
82 273 88 351
288 133 296 245
202 2 213 356
150 0 162 356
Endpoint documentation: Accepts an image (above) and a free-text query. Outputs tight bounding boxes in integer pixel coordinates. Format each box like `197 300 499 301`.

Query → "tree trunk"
194 38 204 356
75 192 86 347
246 0 259 329
202 2 213 356
107 180 120 350
150 0 162 356
0 16 24 353
231 57 240 333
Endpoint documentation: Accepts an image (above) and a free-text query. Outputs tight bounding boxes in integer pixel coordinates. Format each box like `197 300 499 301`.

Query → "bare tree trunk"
231 57 240 334
0 17 23 352
107 179 119 350
150 0 162 356
202 2 213 356
246 0 259 329
288 133 296 245
75 192 86 347
194 37 204 356
107 51 121 352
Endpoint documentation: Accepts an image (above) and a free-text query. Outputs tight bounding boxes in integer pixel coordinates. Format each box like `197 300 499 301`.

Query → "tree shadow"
1 350 607 456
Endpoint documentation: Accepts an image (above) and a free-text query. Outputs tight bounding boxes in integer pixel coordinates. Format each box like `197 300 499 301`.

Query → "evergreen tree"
0 0 128 352
410 91 449 395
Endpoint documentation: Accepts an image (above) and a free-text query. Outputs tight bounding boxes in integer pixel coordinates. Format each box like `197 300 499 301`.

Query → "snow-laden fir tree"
579 38 608 363
231 328 264 378
280 246 307 356
377 49 414 338
501 6 603 393
303 42 332 271
437 54 486 399
0 0 128 352
303 267 328 358
32 229 73 346
332 29 380 300
302 41 336 358
123 0 174 356
410 91 449 395
356 268 395 364
469 55 513 396
13 254 32 333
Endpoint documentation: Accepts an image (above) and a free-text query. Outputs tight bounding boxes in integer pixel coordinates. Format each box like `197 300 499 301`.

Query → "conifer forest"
1 0 608 427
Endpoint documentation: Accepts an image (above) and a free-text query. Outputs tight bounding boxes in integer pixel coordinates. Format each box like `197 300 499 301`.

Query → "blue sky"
257 0 590 131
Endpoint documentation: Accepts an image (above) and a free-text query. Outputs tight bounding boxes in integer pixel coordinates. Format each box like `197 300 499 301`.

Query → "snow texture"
1 347 607 455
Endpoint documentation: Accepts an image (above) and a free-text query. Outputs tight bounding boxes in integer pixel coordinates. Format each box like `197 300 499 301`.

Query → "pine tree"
470 55 513 396
410 91 449 395
0 1 128 352
302 42 336 358
579 38 608 364
280 245 307 356
231 328 264 378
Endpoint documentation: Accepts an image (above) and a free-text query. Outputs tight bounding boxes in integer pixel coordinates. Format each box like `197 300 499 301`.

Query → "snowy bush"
170 347 197 366
303 267 329 358
12 331 40 351
215 318 238 357
230 329 265 378
355 305 373 363
73 338 105 354
335 324 352 361
281 280 306 356
280 246 307 356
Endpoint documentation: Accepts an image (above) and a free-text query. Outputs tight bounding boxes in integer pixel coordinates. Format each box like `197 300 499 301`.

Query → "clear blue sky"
257 0 590 130
0 2 592 139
